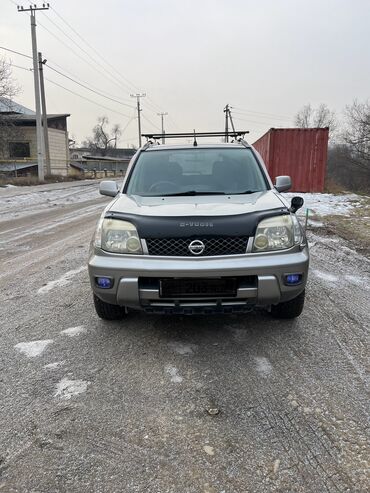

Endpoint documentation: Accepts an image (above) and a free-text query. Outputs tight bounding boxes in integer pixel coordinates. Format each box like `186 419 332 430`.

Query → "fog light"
95 276 113 289
284 273 303 285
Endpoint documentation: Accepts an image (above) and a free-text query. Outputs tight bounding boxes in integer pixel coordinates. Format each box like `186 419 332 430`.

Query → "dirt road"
0 182 369 492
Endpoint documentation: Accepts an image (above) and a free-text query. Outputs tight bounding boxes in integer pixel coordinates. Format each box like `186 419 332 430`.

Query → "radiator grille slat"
146 236 249 257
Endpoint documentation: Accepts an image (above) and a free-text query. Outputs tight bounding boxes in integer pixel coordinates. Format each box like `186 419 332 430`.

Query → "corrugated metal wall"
253 128 329 192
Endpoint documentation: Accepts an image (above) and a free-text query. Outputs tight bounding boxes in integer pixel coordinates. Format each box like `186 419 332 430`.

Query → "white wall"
4 125 69 176
48 128 69 175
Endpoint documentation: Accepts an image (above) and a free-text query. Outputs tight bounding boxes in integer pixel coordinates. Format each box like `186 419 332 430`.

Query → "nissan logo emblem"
188 240 205 255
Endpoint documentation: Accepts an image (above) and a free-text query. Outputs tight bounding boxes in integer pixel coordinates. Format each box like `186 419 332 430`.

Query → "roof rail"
238 138 251 148
142 131 249 141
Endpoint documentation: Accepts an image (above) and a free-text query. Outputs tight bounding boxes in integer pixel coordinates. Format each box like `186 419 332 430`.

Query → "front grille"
145 236 249 257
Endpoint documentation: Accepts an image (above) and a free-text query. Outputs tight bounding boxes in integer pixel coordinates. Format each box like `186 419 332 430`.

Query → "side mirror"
275 175 292 192
290 196 304 213
99 180 119 197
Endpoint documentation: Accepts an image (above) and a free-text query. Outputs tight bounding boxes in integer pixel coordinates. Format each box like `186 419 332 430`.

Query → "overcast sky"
1 0 370 147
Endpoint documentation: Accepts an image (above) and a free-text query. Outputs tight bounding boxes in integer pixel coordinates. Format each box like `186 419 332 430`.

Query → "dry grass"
324 177 346 194
310 195 370 257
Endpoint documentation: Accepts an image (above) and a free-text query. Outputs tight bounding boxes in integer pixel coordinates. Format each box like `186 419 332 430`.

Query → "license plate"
159 278 237 298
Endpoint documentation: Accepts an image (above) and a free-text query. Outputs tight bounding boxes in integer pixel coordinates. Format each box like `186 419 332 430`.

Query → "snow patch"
54 377 90 399
308 219 324 228
203 445 215 456
44 361 65 370
284 192 365 216
344 274 370 289
167 341 196 355
1 203 103 244
61 325 86 337
0 183 102 222
165 365 183 383
15 339 53 358
255 357 273 377
312 270 339 283
38 266 86 294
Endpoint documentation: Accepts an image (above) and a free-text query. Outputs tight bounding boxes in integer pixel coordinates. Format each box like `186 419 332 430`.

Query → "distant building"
69 146 136 175
69 147 90 161
0 98 70 176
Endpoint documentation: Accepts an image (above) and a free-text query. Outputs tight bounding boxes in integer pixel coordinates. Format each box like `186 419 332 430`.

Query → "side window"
9 142 31 158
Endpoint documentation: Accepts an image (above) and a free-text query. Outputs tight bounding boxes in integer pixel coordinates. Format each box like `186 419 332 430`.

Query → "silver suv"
88 133 308 320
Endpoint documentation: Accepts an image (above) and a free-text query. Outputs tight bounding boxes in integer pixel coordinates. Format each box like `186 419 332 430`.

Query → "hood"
109 190 286 217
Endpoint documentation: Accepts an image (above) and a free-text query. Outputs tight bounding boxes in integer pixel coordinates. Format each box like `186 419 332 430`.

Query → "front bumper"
88 246 309 313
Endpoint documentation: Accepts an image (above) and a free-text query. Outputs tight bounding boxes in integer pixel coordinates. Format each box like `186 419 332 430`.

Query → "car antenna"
193 129 198 147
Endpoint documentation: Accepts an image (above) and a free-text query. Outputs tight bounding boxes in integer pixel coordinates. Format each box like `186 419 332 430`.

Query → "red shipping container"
252 128 329 192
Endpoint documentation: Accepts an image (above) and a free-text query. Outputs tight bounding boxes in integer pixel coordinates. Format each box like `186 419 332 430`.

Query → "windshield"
126 148 269 196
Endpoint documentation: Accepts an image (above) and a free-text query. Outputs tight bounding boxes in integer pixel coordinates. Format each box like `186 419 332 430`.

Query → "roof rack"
142 131 249 140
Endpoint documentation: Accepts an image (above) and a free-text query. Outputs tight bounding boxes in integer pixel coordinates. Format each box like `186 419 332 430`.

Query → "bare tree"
0 58 18 101
294 104 313 128
83 116 122 156
0 58 21 158
314 103 337 131
326 100 370 193
294 103 337 139
327 143 370 193
343 99 370 166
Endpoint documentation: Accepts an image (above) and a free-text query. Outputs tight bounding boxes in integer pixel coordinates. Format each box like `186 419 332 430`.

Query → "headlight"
96 218 143 254
253 215 301 252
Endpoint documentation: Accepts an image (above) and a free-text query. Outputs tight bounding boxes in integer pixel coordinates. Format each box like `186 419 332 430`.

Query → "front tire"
93 294 127 320
271 290 305 319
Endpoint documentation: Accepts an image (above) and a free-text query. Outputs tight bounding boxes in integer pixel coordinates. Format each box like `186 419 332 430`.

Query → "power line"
232 105 292 118
8 0 20 8
44 77 132 119
47 6 168 117
7 0 169 121
141 113 162 132
40 11 137 97
36 19 131 97
10 66 138 138
231 105 292 120
232 116 277 129
35 53 133 105
9 62 32 71
232 110 292 124
49 6 144 96
168 114 180 130
46 64 135 109
6 1 175 129
37 16 165 121
0 46 32 59
11 64 137 138
121 114 137 134
1 44 136 111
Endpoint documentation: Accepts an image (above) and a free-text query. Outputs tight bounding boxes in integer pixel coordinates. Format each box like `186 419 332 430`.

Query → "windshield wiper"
154 190 226 197
231 190 260 195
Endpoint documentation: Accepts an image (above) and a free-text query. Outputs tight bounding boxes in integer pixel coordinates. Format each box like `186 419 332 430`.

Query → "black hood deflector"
105 208 289 238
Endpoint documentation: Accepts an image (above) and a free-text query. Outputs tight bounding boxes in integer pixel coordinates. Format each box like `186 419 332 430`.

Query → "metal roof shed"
253 128 329 192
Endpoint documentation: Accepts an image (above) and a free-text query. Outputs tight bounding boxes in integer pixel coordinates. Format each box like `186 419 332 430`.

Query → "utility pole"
18 3 49 181
223 104 237 141
224 104 230 142
38 52 51 175
229 107 236 135
130 93 146 147
157 112 168 144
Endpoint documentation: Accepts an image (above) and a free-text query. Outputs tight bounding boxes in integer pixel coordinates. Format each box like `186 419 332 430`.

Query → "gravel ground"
0 182 369 493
